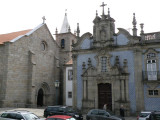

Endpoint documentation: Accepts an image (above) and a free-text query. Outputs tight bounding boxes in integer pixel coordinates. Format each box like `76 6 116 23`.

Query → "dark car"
86 109 125 120
44 106 83 120
44 106 62 118
146 111 160 120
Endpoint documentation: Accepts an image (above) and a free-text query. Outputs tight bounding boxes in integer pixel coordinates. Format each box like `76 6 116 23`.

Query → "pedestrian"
120 105 125 117
103 104 107 110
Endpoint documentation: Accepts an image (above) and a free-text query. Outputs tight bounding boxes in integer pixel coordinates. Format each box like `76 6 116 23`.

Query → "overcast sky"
0 0 160 38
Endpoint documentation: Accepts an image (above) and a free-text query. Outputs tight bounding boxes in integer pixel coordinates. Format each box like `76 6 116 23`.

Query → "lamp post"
54 80 60 105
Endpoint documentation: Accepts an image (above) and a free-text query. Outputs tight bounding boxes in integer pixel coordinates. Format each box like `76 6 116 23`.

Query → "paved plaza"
0 108 136 120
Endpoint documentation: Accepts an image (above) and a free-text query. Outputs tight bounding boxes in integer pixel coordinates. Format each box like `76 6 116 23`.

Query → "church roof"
60 13 70 33
0 29 31 44
0 23 46 44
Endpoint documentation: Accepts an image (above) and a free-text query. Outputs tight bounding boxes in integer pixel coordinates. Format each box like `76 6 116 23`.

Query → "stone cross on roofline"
42 16 46 24
100 2 107 15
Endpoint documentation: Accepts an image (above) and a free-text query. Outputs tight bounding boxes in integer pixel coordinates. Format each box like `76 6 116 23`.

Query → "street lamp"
54 80 60 105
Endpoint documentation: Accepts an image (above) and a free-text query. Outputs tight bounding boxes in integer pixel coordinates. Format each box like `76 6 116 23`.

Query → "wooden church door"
98 83 112 110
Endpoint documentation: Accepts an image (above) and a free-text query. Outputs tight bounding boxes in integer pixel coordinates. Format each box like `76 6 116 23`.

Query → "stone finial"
140 23 144 35
123 59 128 73
74 30 76 35
108 8 110 18
132 13 137 27
88 58 92 67
132 13 137 36
115 56 120 67
82 62 86 69
55 28 58 34
68 26 71 32
96 10 98 16
82 62 86 73
77 23 80 37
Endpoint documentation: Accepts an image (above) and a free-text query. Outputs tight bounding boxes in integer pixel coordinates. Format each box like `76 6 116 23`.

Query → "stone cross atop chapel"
100 2 107 15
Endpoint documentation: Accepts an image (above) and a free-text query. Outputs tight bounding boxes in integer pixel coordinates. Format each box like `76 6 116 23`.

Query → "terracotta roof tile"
0 29 32 44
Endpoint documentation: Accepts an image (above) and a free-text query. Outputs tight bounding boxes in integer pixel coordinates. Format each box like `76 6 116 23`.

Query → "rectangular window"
148 90 158 96
147 59 157 80
68 70 73 80
68 92 72 98
101 57 107 72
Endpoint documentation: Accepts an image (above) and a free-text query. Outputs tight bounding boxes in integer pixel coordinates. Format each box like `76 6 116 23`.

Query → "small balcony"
142 71 160 82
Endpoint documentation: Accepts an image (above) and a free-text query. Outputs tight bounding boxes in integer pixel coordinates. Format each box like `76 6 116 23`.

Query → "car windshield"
47 107 59 111
23 113 39 120
139 113 150 117
67 107 74 113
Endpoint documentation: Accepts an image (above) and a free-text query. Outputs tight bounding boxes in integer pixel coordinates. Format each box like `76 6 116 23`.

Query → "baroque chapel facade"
72 3 160 116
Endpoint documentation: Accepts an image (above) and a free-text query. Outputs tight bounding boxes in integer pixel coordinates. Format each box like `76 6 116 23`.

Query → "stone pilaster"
134 49 145 113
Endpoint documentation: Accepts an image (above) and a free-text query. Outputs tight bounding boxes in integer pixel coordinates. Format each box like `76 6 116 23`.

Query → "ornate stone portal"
81 51 130 115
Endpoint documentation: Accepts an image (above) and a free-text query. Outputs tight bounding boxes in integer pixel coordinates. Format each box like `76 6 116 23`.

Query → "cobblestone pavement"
0 108 136 120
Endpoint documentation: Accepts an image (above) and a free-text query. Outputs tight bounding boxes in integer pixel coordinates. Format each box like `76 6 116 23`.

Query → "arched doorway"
37 88 44 107
98 83 112 110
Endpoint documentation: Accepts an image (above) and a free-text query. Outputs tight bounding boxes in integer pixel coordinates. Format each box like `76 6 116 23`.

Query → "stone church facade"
72 3 160 115
0 24 60 107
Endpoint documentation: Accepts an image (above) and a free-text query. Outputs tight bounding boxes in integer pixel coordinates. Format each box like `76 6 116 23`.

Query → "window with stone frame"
146 52 157 80
68 91 72 98
68 70 73 80
41 41 47 51
101 56 107 72
148 90 158 96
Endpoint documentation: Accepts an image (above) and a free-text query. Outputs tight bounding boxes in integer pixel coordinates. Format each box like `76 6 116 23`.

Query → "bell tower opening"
98 83 112 110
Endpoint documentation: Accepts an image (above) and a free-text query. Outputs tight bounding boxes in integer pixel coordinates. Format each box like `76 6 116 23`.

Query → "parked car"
44 106 62 118
86 109 125 120
137 111 151 120
146 111 160 120
44 106 83 120
0 110 41 120
45 115 76 120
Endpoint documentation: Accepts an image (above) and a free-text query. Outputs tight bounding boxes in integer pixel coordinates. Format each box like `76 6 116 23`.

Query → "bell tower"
55 11 77 65
93 2 115 47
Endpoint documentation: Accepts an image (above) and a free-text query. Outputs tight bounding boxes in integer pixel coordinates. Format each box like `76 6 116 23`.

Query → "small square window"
68 92 72 98
148 90 153 95
154 90 158 95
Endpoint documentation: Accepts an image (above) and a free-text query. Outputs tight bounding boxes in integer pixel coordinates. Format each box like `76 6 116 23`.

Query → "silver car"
0 110 41 120
137 111 151 120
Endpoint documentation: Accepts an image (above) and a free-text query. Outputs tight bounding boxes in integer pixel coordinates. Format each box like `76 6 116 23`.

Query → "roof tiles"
0 29 31 44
